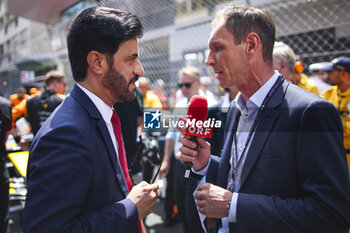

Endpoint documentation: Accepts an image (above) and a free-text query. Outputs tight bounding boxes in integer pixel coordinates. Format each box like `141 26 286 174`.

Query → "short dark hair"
67 7 143 82
213 5 275 63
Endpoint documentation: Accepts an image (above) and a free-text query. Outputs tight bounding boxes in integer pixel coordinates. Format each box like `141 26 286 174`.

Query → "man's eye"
213 46 221 52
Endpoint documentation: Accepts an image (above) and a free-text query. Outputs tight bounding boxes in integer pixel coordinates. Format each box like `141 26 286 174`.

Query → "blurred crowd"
1 36 350 233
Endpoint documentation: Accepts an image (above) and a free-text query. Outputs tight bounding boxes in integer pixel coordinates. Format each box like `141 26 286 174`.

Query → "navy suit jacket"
208 80 350 233
207 99 228 157
23 85 138 233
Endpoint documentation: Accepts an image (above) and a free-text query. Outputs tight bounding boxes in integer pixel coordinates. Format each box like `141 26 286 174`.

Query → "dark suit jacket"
207 99 229 157
23 85 138 233
208 80 350 233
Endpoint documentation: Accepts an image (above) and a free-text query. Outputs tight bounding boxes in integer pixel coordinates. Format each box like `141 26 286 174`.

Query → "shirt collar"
76 83 114 125
234 71 281 114
221 92 231 113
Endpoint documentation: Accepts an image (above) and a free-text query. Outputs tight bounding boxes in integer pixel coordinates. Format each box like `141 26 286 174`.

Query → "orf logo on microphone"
176 117 214 138
144 110 161 129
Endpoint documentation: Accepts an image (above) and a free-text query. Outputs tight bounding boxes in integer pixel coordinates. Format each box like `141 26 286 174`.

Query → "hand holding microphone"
179 135 211 171
179 95 211 178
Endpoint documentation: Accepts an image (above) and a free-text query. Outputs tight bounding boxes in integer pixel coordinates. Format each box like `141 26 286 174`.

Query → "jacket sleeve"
23 124 138 233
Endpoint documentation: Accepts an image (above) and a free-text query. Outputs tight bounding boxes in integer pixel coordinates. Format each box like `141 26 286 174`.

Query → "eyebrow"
208 41 221 48
126 53 139 61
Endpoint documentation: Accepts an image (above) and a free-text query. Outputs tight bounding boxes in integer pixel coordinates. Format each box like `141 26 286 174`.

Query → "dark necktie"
111 110 143 233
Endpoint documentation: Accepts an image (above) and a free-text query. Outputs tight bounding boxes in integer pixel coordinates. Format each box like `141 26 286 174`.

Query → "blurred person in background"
308 62 331 94
138 77 162 111
320 56 350 175
273 41 318 94
9 87 28 107
200 76 218 101
161 66 216 233
23 7 158 233
11 70 66 136
0 96 11 233
152 79 169 110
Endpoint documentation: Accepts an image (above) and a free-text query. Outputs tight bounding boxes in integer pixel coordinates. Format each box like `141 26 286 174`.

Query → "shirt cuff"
227 192 238 223
191 157 211 176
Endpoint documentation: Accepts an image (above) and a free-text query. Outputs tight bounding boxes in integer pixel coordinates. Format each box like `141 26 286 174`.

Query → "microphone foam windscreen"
187 95 208 122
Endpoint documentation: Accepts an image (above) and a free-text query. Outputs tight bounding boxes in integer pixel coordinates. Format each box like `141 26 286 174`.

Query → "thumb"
197 136 210 149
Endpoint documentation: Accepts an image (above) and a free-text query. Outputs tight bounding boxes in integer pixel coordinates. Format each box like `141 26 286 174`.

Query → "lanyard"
230 75 285 185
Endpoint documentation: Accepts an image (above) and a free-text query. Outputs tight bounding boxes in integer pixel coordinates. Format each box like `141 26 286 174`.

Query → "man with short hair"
180 5 350 233
273 41 318 94
321 56 350 175
23 7 158 233
12 70 66 135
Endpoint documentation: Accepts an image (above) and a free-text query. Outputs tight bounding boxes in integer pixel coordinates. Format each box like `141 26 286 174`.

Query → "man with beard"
23 7 158 233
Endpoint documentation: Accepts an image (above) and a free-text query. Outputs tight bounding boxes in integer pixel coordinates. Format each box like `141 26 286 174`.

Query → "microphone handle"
184 136 196 178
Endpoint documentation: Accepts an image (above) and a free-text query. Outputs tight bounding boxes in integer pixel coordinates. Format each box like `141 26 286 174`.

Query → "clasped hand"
194 183 233 218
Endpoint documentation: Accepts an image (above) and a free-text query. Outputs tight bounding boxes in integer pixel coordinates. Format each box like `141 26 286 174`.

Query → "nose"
205 50 216 67
135 59 144 77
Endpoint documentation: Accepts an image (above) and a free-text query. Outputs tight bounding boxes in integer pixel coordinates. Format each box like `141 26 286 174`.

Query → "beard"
102 65 138 102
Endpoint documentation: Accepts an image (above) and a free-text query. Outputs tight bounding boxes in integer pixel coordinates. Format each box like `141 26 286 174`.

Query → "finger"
197 136 210 148
180 136 197 149
179 145 197 158
151 189 158 199
138 181 149 187
143 183 159 192
198 206 207 215
197 200 205 207
194 190 203 200
179 152 196 163
198 182 210 190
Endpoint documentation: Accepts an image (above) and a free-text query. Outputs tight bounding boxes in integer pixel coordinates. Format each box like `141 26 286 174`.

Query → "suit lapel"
70 85 129 197
239 80 289 190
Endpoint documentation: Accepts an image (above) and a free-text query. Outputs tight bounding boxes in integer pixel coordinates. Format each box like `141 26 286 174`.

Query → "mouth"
215 71 224 81
128 76 139 88
131 75 139 83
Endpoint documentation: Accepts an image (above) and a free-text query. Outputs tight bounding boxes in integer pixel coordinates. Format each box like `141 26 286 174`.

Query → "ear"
244 32 260 55
86 51 108 75
279 60 287 71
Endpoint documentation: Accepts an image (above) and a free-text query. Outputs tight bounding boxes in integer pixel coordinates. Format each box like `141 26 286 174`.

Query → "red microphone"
183 95 208 178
